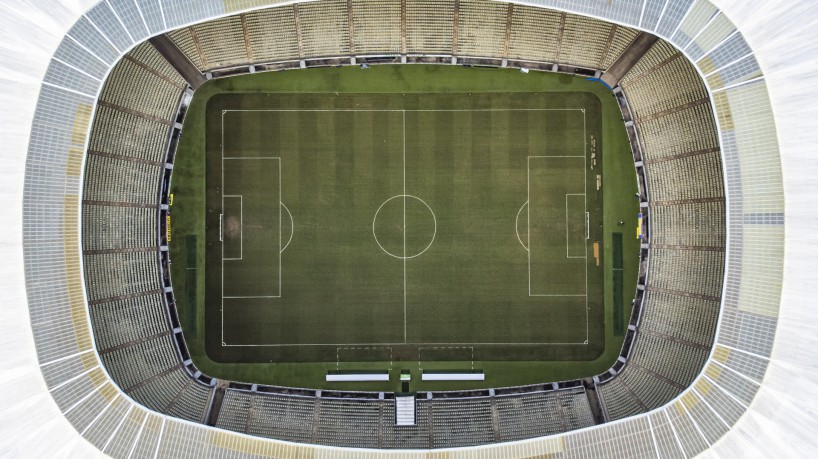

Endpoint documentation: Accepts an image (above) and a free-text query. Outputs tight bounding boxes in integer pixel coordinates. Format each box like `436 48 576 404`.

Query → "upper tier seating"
213 389 595 448
82 42 212 427
163 0 640 72
78 1 725 447
598 37 724 422
245 8 300 63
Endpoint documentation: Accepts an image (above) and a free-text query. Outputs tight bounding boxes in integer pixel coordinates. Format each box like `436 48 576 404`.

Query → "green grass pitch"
170 65 639 391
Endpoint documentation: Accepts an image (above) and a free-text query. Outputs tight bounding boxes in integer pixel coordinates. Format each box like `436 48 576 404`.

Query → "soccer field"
204 92 605 363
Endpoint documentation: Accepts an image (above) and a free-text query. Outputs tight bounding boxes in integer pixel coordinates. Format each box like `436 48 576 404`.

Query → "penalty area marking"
524 104 589 344
527 154 589 299
220 158 282 299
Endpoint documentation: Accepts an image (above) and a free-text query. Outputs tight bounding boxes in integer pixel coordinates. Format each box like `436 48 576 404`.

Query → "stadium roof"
1 0 817 456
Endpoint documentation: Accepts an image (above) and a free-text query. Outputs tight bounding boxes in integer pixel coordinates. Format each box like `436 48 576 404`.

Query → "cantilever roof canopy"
1 0 817 456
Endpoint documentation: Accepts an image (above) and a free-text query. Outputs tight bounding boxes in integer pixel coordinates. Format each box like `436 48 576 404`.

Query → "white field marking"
403 110 407 344
584 110 589 343
223 296 281 299
220 159 281 300
222 157 280 159
515 201 529 251
281 202 294 252
221 111 224 345
223 108 585 113
527 294 586 297
223 340 589 347
527 155 588 298
565 193 587 259
372 195 437 260
221 109 592 347
336 346 394 370
279 158 282 296
221 178 280 307
222 195 243 260
221 109 283 345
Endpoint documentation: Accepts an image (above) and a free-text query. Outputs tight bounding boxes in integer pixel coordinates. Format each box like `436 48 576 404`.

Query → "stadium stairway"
149 35 207 89
205 380 229 426
602 32 659 87
583 379 607 424
395 395 416 426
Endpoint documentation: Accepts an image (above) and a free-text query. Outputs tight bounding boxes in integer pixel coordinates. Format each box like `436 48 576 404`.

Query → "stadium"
1 0 817 457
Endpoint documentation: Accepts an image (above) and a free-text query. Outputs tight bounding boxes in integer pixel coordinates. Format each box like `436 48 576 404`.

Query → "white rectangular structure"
395 396 416 426
421 372 485 381
325 373 389 382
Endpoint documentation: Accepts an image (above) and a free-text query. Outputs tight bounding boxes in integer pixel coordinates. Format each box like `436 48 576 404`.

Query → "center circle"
372 195 437 259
